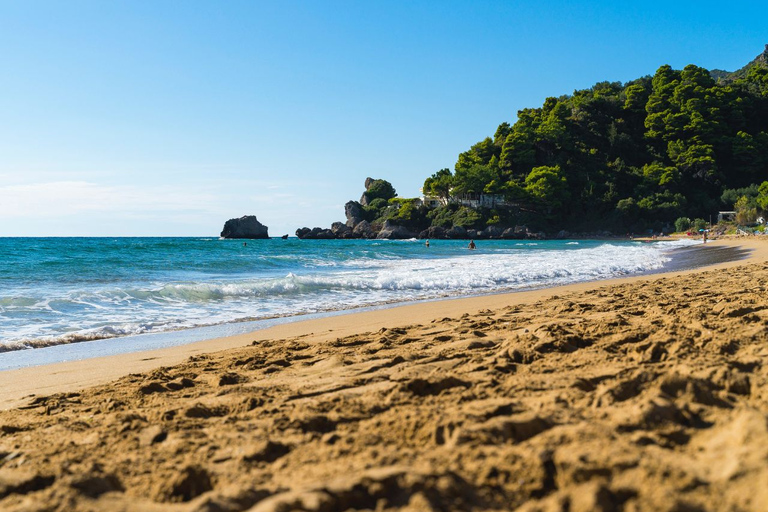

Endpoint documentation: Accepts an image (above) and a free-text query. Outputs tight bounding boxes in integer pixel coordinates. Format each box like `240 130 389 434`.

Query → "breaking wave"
0 238 700 352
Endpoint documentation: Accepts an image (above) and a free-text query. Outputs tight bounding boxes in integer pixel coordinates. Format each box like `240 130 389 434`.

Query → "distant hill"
710 44 768 82
413 44 768 235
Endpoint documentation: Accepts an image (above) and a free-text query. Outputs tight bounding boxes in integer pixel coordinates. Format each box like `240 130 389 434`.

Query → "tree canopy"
418 48 768 232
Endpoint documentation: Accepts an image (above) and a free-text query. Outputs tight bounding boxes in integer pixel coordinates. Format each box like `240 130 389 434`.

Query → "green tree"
758 181 768 211
453 164 500 196
452 206 483 228
732 131 768 184
734 195 758 225
499 116 537 175
637 191 687 219
364 180 397 203
674 217 692 232
667 138 718 183
422 169 454 203
692 218 708 231
641 162 680 189
645 65 680 141
721 184 760 207
623 83 648 112
493 122 512 147
524 166 568 209
616 197 639 218
455 137 499 174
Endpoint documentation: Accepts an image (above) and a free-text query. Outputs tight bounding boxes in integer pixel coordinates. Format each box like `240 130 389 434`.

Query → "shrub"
734 196 758 225
674 217 692 232
692 218 708 231
363 180 396 202
367 198 388 210
452 206 483 229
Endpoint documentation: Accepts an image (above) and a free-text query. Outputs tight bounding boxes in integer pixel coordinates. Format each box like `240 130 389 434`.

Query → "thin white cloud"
0 181 221 219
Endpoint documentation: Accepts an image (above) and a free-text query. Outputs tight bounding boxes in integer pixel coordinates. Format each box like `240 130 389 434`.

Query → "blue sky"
0 0 765 236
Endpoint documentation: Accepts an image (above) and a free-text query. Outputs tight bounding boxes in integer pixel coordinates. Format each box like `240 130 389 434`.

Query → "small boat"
281 234 289 239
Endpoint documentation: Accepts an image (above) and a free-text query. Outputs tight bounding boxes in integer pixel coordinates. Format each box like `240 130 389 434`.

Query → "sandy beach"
0 238 767 511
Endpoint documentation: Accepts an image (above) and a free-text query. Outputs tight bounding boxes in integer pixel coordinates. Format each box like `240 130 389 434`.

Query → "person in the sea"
468 240 476 250
425 239 430 248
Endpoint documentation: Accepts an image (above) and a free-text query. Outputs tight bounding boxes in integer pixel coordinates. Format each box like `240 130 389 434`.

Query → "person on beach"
703 231 707 243
468 240 476 250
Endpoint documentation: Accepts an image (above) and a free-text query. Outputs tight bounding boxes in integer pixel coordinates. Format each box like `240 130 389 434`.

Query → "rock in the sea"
331 222 353 238
353 220 375 238
220 216 269 239
446 226 467 239
376 220 415 240
313 228 336 239
480 225 504 239
419 226 448 239
296 227 336 239
501 227 524 240
344 201 365 227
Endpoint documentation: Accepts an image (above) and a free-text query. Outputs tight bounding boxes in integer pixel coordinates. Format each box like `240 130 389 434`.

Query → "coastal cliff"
296 178 552 240
296 177 548 240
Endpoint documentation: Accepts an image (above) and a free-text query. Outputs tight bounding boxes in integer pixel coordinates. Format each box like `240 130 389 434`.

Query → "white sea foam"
0 239 702 351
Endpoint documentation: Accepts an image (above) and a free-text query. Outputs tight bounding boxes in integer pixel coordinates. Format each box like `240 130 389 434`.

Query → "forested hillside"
423 45 768 233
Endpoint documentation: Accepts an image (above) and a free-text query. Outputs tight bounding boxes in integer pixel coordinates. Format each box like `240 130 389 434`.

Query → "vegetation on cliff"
418 45 768 234
302 46 768 239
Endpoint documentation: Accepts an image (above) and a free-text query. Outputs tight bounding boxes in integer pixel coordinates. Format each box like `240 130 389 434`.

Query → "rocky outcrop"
360 178 396 207
353 220 374 238
479 225 504 239
331 222 354 238
418 226 447 240
220 216 269 239
446 226 467 239
376 221 415 240
294 177 597 241
344 201 365 227
359 178 375 206
295 227 335 239
501 228 521 239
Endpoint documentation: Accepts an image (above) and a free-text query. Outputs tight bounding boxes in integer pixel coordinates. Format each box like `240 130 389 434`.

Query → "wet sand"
0 238 766 511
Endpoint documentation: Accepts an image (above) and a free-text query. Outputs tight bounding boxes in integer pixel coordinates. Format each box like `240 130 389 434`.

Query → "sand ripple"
0 261 767 511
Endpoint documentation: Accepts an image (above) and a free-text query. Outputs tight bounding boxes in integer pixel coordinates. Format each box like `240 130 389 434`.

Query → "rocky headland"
295 178 555 240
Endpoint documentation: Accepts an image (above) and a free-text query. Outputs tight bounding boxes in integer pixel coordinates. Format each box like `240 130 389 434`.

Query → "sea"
0 236 733 369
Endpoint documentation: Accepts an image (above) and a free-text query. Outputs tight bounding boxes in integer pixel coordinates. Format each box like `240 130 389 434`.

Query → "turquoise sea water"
0 237 701 353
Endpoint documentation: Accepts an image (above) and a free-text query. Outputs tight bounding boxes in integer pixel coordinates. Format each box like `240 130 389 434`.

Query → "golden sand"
0 238 766 511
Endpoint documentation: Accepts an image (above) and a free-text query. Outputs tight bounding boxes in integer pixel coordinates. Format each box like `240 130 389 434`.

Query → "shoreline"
0 239 738 365
0 237 765 410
